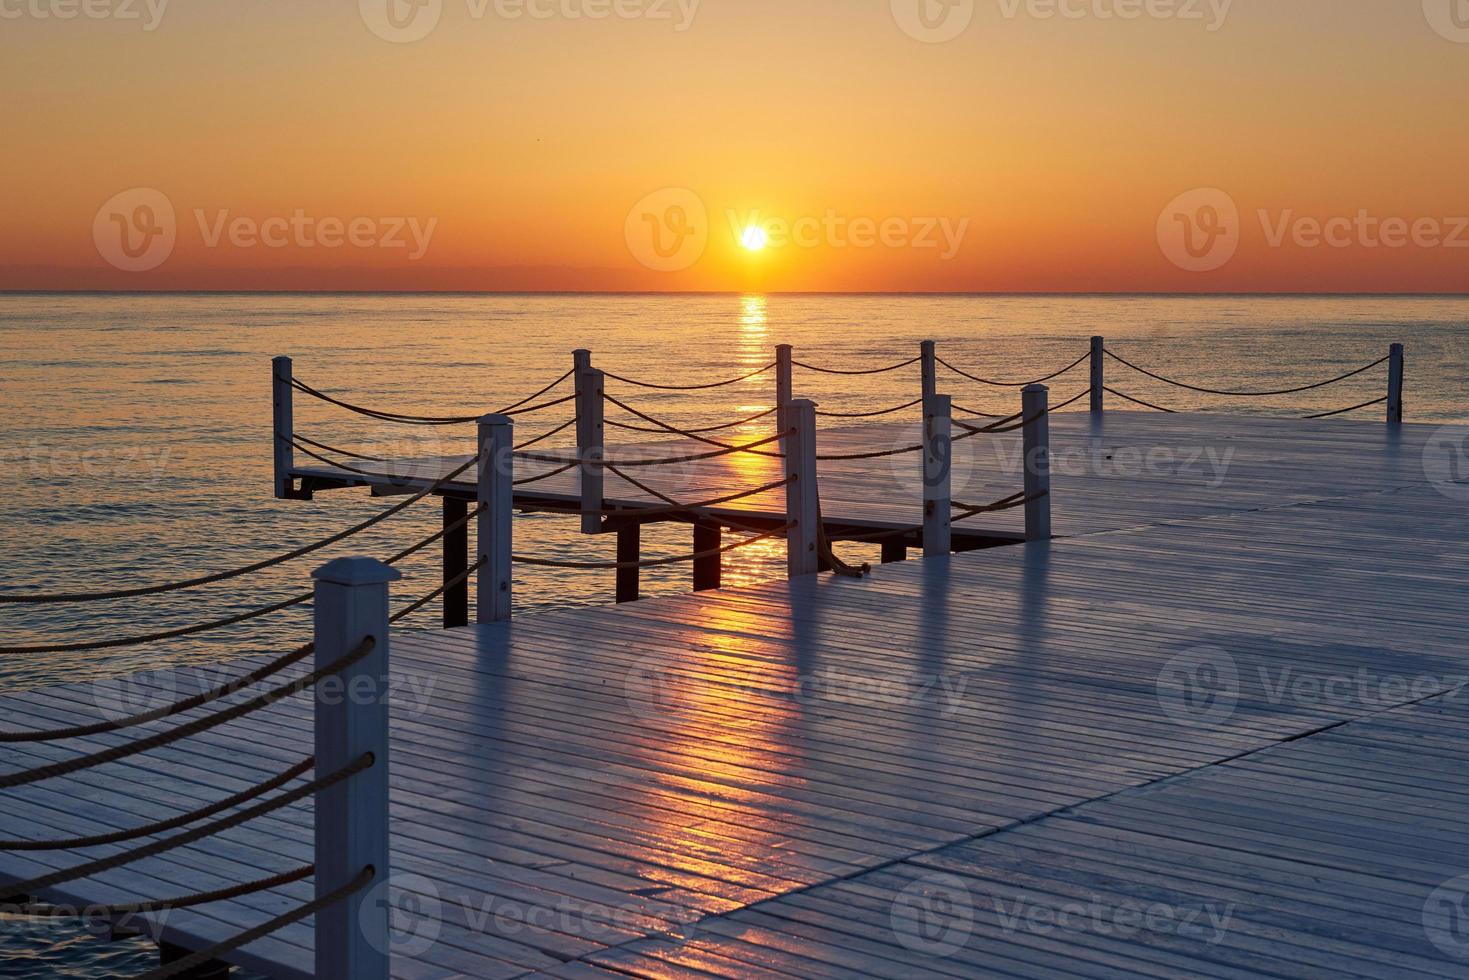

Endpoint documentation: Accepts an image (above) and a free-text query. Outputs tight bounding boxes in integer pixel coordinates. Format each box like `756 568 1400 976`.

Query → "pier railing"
0 553 420 977
263 335 1403 616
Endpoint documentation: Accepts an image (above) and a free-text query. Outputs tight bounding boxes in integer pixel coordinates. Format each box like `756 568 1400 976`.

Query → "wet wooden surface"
2 415 1467 977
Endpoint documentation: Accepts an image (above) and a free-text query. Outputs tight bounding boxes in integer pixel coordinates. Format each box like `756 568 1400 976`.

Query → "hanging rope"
289 434 386 463
0 758 314 849
514 460 578 486
0 592 314 656
936 350 1089 388
601 394 785 458
951 490 1045 519
2 754 373 895
290 368 572 424
4 865 314 919
292 379 477 425
602 361 775 391
605 405 778 436
514 523 791 570
135 865 375 980
815 398 923 419
793 355 920 376
389 559 485 624
0 639 374 790
0 455 479 605
1102 386 1178 413
952 404 1005 419
514 417 577 450
591 470 793 519
1104 349 1390 396
1304 396 1388 419
0 645 312 742
517 430 788 468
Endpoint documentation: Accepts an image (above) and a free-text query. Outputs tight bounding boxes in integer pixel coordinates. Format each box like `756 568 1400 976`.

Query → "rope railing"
1103 385 1178 413
3 864 315 919
937 350 1089 388
1103 348 1390 396
602 361 776 391
0 758 315 849
135 865 376 980
815 398 923 419
515 459 578 486
390 558 485 624
604 405 778 436
0 638 375 790
516 430 789 468
1305 396 1390 420
2 752 373 893
951 490 1046 519
602 394 785 458
514 522 792 571
590 472 794 520
290 369 573 424
793 355 920 376
0 455 480 605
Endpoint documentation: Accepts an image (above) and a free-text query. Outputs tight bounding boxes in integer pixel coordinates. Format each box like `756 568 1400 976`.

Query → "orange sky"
3 0 1468 292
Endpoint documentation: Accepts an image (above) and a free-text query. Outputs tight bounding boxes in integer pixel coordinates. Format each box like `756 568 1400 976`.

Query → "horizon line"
3 289 1469 299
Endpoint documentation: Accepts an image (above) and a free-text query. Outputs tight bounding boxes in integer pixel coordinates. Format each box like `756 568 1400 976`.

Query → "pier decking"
3 413 1467 977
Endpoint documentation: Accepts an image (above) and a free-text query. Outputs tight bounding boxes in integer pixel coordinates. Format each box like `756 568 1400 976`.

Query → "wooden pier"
4 396 1468 976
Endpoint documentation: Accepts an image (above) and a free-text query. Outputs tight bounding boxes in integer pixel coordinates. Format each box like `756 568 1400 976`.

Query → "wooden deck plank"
2 413 1465 977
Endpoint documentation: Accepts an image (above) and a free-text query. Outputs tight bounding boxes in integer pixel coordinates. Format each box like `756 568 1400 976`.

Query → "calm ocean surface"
1 292 1466 975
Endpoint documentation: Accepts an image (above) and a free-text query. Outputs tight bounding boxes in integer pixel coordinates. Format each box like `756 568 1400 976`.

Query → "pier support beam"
442 497 469 628
1022 385 1052 542
693 521 721 592
782 399 821 578
1387 343 1404 425
616 524 641 603
272 355 296 499
311 557 398 980
922 393 952 556
1090 336 1105 414
477 415 514 624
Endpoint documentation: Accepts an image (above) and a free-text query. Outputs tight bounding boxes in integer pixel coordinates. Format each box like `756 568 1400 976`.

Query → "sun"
741 226 768 251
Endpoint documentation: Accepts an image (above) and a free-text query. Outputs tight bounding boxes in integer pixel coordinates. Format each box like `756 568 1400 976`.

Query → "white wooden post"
1090 336 1104 414
923 393 952 555
776 344 793 411
1022 384 1052 542
781 399 820 577
477 414 513 623
273 356 294 499
575 365 605 535
1387 343 1404 425
921 341 937 403
311 557 398 980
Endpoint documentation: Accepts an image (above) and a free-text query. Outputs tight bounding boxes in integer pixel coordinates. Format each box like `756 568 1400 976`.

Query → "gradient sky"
3 0 1468 292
